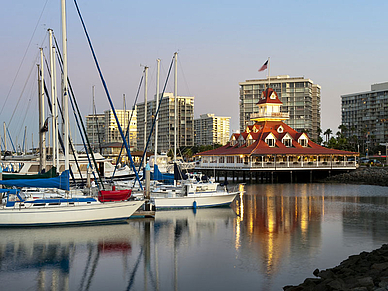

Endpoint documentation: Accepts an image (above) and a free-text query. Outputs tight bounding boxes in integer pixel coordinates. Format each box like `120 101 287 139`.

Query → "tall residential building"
85 108 137 152
194 114 231 145
239 75 321 141
137 93 194 154
85 113 105 152
104 109 137 150
341 82 388 149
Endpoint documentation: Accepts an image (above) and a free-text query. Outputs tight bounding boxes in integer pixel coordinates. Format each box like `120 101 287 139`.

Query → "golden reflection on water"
234 185 245 250
234 184 326 278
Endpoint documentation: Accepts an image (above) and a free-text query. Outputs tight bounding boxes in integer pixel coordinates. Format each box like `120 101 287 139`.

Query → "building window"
266 138 275 147
283 138 292 147
227 156 234 163
299 138 308 147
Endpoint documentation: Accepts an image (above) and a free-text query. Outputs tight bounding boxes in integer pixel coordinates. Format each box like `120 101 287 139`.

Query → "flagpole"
267 57 270 89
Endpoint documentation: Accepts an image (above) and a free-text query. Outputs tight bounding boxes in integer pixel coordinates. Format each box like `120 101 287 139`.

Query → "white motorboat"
151 178 239 209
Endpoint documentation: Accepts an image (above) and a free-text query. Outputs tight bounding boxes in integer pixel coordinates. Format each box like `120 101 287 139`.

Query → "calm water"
1 183 388 291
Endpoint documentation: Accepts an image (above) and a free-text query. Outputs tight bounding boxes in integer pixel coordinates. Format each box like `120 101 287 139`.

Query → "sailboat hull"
0 200 144 227
152 192 238 209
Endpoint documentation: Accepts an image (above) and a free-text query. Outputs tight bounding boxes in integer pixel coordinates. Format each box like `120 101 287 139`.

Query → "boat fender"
193 201 197 209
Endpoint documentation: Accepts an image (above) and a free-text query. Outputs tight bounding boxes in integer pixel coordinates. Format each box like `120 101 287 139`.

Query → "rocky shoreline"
284 169 388 290
283 244 388 291
324 167 388 187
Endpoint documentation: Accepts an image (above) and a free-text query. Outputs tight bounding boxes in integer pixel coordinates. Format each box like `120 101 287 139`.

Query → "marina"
0 183 387 290
0 1 387 290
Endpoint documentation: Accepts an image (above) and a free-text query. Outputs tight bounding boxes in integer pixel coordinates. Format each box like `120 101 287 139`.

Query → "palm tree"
324 128 333 143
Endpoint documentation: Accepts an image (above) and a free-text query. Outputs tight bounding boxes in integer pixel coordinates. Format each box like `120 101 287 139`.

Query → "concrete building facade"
194 114 231 146
239 75 321 141
85 108 137 154
341 82 388 149
137 93 194 154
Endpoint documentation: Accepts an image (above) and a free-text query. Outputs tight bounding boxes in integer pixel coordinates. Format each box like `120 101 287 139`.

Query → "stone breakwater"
284 244 388 291
325 167 388 187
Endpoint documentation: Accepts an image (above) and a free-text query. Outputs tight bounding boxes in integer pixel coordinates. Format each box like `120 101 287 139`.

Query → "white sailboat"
0 0 144 226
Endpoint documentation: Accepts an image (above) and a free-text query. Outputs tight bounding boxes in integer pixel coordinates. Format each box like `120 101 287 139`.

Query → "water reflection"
0 183 387 291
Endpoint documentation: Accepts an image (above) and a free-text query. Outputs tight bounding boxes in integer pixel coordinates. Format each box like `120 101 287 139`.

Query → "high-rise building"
137 93 194 154
104 109 137 149
239 75 321 141
341 82 388 149
194 114 231 145
85 113 105 152
85 108 137 152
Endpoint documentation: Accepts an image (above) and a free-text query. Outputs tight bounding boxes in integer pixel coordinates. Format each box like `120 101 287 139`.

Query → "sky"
1 0 388 149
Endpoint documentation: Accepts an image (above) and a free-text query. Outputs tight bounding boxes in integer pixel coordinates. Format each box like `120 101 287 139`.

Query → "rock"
357 277 374 288
372 262 388 271
317 269 336 279
284 244 388 290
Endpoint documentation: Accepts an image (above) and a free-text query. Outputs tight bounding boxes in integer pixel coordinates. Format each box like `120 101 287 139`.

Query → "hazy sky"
1 0 387 148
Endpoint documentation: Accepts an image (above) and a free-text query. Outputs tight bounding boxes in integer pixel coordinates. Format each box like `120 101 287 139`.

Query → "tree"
324 128 333 144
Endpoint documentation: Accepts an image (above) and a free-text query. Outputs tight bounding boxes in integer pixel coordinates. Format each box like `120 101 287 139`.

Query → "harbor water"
1 183 387 291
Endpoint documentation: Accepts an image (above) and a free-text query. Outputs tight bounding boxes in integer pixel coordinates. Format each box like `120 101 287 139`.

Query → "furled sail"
0 170 69 191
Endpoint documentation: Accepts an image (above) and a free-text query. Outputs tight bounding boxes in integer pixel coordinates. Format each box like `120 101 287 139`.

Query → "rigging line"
53 38 101 187
0 0 50 116
53 35 103 189
111 75 143 179
14 72 35 138
92 102 103 154
73 0 141 189
7 49 40 128
177 56 192 97
137 55 175 175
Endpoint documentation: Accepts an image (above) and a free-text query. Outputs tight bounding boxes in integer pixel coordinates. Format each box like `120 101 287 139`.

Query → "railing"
250 112 289 119
197 160 357 170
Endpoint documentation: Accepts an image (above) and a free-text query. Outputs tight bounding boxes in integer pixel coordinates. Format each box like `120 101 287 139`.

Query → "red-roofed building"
195 88 358 178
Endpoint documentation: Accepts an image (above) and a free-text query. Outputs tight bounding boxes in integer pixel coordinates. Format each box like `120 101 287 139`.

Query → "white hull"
152 192 238 209
0 200 144 227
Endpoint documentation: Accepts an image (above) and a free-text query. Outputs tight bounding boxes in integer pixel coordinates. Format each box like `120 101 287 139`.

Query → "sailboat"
0 0 144 227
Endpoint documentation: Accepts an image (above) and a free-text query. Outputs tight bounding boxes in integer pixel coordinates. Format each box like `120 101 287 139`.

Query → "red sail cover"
98 189 132 202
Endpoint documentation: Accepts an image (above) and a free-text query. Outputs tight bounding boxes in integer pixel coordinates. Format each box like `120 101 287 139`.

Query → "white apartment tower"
194 114 231 145
137 93 194 153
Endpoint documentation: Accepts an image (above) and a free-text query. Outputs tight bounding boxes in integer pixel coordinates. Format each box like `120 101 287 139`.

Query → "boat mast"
174 52 177 162
49 29 56 169
92 85 95 151
52 45 60 170
3 122 7 152
61 0 69 174
39 48 46 172
154 59 160 163
143 66 148 168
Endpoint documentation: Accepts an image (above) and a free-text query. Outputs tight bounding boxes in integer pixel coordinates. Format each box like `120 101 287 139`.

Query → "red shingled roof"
257 88 283 105
197 120 358 157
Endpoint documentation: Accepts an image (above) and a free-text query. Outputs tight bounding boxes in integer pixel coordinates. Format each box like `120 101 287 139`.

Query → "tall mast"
154 59 160 162
92 85 95 151
143 66 148 168
40 48 46 171
52 45 59 170
61 0 69 173
3 122 7 152
49 29 56 168
174 52 178 161
24 126 27 154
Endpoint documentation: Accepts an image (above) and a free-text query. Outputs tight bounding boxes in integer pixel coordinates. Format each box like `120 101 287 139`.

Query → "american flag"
258 60 268 72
